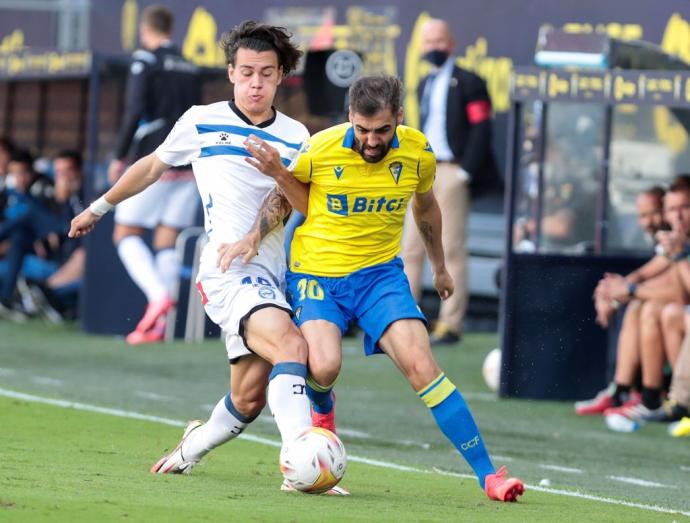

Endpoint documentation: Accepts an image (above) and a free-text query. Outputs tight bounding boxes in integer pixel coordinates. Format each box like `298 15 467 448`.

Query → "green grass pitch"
0 321 688 521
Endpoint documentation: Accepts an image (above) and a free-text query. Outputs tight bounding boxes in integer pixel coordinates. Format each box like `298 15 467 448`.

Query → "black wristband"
627 282 637 297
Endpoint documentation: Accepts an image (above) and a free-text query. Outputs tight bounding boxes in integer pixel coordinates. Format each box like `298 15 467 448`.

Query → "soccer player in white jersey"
69 21 337 491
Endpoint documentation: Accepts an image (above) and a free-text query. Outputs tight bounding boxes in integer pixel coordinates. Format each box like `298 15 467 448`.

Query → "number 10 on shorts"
297 278 324 301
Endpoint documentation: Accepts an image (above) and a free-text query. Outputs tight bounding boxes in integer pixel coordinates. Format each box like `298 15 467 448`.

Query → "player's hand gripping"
244 134 289 180
432 266 454 301
68 209 102 238
216 230 261 272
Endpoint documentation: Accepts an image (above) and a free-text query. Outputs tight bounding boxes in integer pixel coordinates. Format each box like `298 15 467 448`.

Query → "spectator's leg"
660 302 685 368
435 165 469 335
669 313 690 410
613 299 642 388
639 300 667 408
0 227 32 303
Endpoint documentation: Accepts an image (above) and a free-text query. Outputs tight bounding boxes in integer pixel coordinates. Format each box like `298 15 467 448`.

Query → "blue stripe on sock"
269 362 308 381
223 393 256 424
429 389 495 488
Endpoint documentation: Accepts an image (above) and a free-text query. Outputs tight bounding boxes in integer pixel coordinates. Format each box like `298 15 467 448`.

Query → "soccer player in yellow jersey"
233 75 524 501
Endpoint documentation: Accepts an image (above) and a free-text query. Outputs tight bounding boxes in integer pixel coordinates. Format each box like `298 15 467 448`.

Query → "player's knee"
279 330 308 365
400 350 440 387
308 352 341 386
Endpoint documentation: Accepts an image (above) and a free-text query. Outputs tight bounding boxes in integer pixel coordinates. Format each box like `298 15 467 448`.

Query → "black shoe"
0 299 28 322
27 282 64 324
664 400 690 422
430 324 462 346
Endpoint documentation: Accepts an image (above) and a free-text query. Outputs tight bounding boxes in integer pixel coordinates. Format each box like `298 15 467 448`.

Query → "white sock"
182 394 254 461
117 235 168 302
267 362 312 443
155 248 180 295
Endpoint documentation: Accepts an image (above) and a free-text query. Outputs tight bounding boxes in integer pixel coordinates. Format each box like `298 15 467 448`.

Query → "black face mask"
422 50 449 67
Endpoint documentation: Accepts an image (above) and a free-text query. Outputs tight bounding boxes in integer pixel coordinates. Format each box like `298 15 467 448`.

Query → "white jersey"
155 101 309 280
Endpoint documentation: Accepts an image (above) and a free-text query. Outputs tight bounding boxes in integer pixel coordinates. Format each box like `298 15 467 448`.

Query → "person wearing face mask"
401 18 500 346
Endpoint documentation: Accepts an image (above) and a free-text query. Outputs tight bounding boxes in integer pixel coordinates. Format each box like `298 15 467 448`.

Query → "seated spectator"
575 177 690 416
25 150 85 320
0 149 83 320
596 178 690 421
0 136 16 257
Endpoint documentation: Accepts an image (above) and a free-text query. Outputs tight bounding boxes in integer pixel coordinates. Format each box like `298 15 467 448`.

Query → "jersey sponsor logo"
460 435 480 451
326 193 406 216
327 193 349 216
388 161 403 184
333 166 344 179
218 132 230 143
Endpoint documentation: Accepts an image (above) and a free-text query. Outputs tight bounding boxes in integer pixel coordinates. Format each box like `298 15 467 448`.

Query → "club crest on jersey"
388 161 403 184
333 166 344 179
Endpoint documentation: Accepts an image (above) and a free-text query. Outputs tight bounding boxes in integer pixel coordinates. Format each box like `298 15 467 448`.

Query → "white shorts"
196 261 291 361
115 175 199 229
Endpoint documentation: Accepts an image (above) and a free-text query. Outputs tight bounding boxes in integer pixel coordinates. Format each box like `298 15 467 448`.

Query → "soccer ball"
482 348 502 392
280 427 347 493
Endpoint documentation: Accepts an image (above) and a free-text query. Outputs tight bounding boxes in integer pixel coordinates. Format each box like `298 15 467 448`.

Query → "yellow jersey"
290 122 436 276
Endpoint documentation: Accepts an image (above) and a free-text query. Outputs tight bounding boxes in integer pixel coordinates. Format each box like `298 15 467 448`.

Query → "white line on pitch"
539 464 584 474
608 476 675 489
30 376 63 386
682 466 690 472
134 391 177 402
1 387 689 518
0 367 16 376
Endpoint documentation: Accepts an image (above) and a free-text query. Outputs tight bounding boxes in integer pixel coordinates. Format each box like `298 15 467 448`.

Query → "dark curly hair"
220 20 302 75
348 75 404 117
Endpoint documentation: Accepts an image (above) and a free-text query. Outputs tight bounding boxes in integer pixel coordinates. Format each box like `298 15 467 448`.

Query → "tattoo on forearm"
419 221 433 247
258 188 292 239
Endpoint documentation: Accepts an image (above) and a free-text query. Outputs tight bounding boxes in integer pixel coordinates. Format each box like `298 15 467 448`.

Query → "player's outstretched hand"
68 209 102 238
244 134 288 180
217 231 260 272
433 266 454 300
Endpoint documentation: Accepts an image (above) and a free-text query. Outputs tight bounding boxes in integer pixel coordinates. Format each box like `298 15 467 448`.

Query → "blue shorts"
286 257 427 356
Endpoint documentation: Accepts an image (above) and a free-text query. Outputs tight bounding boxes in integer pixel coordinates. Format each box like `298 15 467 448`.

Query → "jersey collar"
229 100 277 128
341 126 400 149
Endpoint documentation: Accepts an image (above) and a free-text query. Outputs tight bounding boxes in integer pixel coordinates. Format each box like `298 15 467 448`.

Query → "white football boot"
150 420 204 474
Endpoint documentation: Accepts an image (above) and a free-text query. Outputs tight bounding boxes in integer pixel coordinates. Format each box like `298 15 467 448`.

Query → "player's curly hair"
348 75 404 117
220 21 302 74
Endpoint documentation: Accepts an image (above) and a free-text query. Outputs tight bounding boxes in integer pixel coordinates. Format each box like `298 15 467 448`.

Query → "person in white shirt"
69 21 339 492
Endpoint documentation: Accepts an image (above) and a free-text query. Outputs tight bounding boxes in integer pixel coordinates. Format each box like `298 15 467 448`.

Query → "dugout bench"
499 30 690 400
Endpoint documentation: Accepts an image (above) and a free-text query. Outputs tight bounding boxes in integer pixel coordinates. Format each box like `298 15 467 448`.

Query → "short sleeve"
416 141 436 193
286 127 310 172
154 107 200 166
291 137 313 183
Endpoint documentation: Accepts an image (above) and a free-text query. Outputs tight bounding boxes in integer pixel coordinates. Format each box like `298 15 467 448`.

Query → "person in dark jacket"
107 4 201 344
402 18 499 345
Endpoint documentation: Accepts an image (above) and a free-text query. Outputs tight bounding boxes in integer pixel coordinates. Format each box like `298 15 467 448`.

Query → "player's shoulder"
309 122 352 149
396 125 431 152
131 48 157 65
273 111 309 140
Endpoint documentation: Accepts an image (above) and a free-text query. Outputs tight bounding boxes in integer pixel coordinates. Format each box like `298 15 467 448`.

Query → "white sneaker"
280 478 350 496
150 420 204 474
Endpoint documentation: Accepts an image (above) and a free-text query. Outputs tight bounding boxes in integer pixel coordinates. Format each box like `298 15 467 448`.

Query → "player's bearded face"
350 109 401 163
228 48 283 121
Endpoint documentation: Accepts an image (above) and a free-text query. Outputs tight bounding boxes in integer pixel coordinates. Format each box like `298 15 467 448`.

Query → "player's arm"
244 134 310 215
412 188 454 300
216 187 292 272
68 153 170 238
